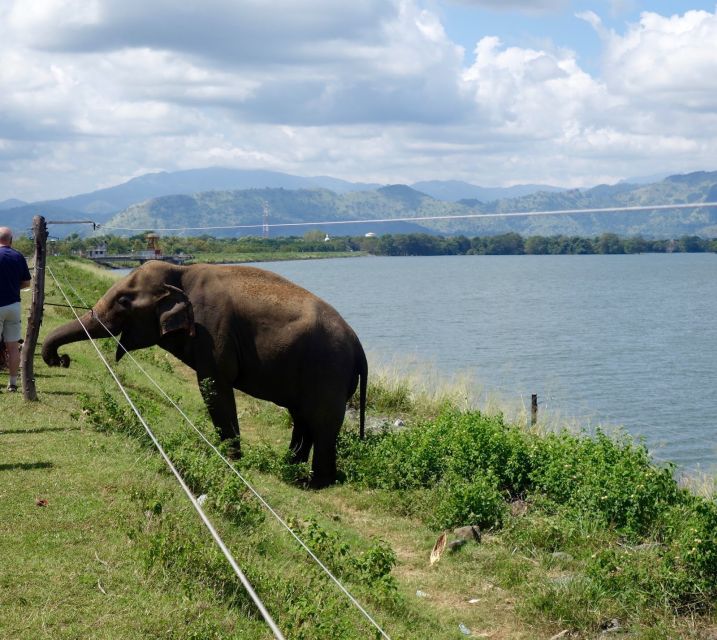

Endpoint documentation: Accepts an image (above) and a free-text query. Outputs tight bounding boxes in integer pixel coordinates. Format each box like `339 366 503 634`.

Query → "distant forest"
33 231 717 258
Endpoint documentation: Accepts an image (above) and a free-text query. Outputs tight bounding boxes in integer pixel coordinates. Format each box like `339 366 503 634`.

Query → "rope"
54 268 393 640
46 265 286 640
99 201 717 232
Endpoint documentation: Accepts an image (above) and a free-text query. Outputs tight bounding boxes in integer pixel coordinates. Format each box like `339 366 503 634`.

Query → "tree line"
30 231 717 258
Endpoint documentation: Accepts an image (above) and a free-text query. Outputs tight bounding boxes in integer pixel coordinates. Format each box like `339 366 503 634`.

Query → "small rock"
458 623 471 636
467 598 481 604
549 574 577 586
551 551 574 562
394 418 405 427
509 499 529 517
364 417 391 433
453 525 481 542
415 589 429 598
600 619 622 634
448 539 467 552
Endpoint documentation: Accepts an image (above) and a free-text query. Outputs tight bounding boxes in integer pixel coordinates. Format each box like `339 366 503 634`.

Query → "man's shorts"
0 302 22 342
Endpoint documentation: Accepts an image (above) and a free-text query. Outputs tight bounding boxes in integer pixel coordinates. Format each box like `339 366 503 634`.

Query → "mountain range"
1 167 716 238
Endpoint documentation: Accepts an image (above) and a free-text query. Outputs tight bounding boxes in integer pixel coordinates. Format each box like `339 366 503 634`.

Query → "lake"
252 254 717 472
119 254 717 471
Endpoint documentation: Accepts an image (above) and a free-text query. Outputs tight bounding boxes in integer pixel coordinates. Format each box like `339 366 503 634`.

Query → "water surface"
252 254 717 471
116 254 717 470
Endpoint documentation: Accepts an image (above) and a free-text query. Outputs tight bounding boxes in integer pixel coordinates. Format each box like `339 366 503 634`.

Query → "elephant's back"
184 262 351 330
187 263 318 301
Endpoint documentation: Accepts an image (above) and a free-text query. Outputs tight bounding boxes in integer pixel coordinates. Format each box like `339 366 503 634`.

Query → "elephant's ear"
157 284 195 337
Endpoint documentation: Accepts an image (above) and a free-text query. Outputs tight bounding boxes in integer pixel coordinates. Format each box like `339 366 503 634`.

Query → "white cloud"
1 1 717 201
462 36 612 136
601 9 717 109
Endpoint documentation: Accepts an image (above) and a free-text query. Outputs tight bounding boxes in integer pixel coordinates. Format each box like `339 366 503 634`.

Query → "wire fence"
49 264 393 640
47 265 287 639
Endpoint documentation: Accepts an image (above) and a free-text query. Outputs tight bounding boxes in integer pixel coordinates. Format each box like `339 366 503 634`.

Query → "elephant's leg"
310 429 339 489
197 374 240 448
289 414 313 464
307 401 346 488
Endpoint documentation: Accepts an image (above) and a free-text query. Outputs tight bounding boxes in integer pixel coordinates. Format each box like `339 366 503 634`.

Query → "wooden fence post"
22 215 48 401
531 393 538 426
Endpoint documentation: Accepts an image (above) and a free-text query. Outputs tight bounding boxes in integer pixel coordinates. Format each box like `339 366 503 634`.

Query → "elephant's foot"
222 437 242 461
309 436 338 489
308 476 332 490
308 472 338 489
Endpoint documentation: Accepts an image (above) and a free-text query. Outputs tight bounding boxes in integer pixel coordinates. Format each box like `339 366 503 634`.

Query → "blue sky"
439 1 717 70
1 1 717 201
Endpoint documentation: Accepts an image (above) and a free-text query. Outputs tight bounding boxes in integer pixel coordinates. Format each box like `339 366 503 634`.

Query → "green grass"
2 257 717 639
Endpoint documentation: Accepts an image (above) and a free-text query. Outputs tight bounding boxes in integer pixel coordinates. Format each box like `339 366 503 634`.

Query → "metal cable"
46 265 286 640
55 267 393 640
100 201 717 232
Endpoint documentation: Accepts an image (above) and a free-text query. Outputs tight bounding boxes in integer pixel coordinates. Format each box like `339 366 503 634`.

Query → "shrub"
529 430 683 538
430 472 506 530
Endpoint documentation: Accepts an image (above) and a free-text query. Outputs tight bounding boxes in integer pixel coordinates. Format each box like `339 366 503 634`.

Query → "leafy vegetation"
4 257 717 639
32 229 717 262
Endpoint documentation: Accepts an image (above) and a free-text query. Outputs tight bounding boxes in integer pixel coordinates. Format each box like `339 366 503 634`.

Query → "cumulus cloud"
600 10 717 110
1 1 717 200
5 0 467 127
462 36 610 136
8 0 395 64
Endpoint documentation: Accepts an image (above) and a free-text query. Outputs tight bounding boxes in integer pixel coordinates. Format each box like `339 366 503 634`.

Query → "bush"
430 472 506 530
529 430 683 538
338 404 717 611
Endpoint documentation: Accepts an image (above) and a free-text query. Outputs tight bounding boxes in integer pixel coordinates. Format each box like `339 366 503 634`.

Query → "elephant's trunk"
42 311 114 367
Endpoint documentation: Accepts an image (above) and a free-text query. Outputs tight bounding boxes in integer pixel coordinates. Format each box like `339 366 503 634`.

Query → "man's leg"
5 341 20 389
0 302 22 390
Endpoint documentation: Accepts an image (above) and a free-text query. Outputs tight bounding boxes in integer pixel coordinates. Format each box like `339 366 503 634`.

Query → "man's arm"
20 255 32 290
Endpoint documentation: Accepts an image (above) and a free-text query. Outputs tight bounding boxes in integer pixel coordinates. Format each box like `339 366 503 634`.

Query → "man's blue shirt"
0 246 31 307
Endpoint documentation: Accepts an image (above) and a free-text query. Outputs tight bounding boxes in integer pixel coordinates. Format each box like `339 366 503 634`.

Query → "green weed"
295 517 400 604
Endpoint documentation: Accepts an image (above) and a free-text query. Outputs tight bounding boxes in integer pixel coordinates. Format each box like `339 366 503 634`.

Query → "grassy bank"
2 259 716 639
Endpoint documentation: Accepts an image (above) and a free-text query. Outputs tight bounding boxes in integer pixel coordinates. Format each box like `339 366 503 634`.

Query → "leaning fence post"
530 393 538 426
22 215 48 401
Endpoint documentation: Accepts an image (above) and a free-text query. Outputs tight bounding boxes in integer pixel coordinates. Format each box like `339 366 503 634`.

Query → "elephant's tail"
358 347 368 440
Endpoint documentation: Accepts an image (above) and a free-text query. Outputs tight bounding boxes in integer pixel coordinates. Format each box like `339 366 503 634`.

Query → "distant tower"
262 201 270 239
146 233 161 257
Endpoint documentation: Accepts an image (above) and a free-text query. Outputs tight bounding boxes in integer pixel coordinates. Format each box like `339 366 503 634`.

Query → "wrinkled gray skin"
42 261 367 487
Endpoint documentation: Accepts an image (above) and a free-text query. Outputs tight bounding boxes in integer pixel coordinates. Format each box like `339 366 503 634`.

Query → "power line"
54 268 393 640
99 201 717 233
46 266 286 640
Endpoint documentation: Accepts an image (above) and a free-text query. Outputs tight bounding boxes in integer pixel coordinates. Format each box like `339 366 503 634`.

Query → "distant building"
146 233 162 257
365 232 376 238
86 242 107 258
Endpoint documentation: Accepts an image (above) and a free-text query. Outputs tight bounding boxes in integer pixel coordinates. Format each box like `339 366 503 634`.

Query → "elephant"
42 260 367 487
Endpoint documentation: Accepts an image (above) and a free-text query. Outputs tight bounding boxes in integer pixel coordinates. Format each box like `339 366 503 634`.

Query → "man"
0 227 31 392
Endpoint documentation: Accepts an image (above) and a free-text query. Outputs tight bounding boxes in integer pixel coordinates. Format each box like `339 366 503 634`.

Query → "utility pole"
22 215 48 401
262 200 270 239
